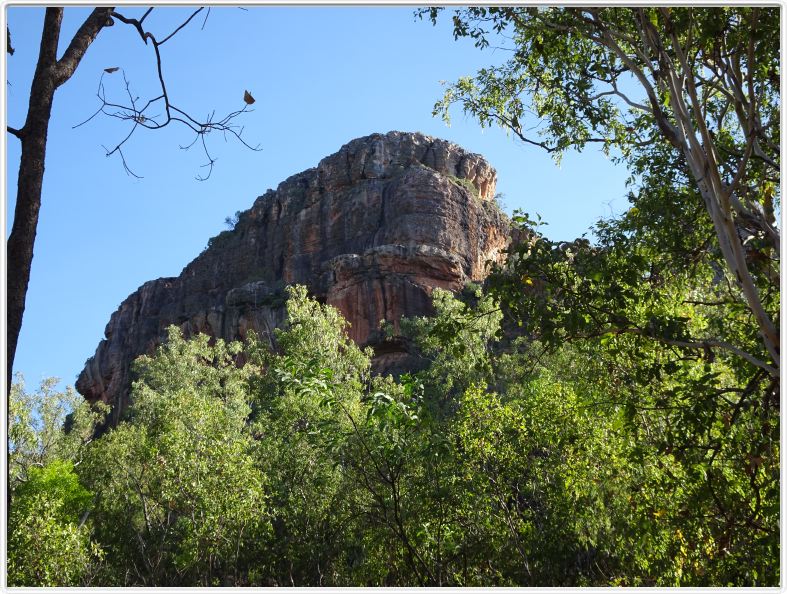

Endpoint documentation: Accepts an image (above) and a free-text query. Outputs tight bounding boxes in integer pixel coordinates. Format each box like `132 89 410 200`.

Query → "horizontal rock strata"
77 131 510 423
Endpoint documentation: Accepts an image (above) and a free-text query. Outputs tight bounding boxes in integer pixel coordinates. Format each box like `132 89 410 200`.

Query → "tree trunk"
7 7 113 394
7 8 63 395
7 6 113 521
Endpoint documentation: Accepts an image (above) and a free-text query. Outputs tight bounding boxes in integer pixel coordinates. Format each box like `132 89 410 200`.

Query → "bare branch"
158 7 204 46
102 143 142 179
7 126 23 139
103 113 141 157
609 77 652 113
109 11 151 44
78 7 260 180
195 133 216 181
72 105 104 129
139 7 154 25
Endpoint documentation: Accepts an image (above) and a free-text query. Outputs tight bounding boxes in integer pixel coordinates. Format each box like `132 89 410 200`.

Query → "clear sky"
6 6 631 391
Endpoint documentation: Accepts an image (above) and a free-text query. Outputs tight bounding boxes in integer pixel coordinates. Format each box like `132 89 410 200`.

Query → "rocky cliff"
76 131 510 423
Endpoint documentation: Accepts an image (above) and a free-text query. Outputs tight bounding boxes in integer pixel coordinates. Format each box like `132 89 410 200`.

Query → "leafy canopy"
422 6 779 370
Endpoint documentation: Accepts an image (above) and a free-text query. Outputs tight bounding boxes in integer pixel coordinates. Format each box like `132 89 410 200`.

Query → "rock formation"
76 131 510 423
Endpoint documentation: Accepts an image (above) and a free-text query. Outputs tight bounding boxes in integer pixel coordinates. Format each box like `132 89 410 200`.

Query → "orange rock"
77 131 510 424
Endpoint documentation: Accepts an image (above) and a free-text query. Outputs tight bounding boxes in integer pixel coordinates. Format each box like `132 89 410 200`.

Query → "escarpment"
76 131 510 424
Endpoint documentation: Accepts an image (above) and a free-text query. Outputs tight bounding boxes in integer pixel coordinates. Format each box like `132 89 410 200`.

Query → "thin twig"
76 7 260 180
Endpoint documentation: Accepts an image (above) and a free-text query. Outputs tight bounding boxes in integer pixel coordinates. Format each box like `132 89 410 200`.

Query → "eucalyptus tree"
423 7 779 374
421 9 779 583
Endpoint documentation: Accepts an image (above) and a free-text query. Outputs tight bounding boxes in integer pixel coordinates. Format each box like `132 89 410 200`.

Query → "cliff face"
76 131 510 423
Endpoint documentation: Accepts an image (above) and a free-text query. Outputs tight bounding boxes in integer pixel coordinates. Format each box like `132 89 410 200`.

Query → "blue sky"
6 6 631 390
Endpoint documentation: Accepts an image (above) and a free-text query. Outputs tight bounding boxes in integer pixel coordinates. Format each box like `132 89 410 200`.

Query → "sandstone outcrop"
76 131 510 423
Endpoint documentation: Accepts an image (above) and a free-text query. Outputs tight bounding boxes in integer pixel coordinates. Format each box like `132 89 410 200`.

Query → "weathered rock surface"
77 131 510 423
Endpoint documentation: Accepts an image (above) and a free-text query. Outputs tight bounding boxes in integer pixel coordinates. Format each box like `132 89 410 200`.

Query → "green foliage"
8 486 104 586
224 210 243 230
13 459 92 521
6 8 780 585
13 284 777 586
8 376 107 586
494 201 775 377
446 32 784 568
81 328 268 586
447 174 479 200
452 382 601 584
422 6 780 369
9 374 108 488
248 285 371 585
400 286 501 408
489 212 779 585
